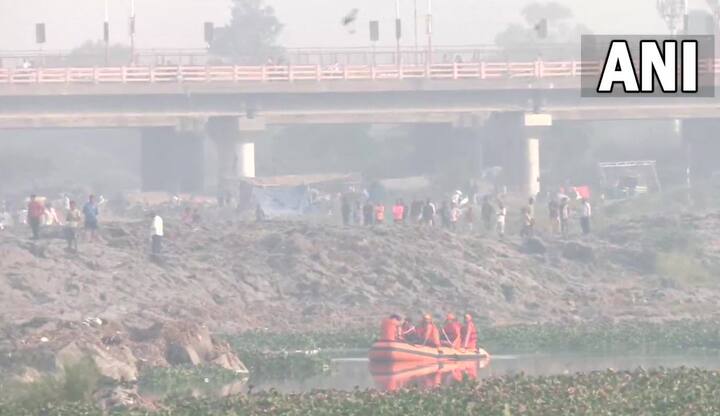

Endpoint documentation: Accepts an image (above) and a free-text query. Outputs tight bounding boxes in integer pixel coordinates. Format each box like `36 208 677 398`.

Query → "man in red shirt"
27 194 45 240
392 199 405 224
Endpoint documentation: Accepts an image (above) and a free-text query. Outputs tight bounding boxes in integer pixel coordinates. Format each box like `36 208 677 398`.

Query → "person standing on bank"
580 198 592 235
83 194 99 242
27 194 45 240
150 212 164 256
64 201 82 252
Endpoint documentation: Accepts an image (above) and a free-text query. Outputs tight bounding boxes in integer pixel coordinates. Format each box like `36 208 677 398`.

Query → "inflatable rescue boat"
369 340 491 362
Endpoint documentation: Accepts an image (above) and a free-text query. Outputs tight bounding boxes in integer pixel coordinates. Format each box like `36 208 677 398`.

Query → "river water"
252 353 720 393
141 352 720 399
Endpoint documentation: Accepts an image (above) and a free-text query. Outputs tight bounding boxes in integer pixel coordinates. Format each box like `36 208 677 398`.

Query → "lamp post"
413 0 419 64
395 0 402 66
426 0 433 64
104 0 110 64
129 0 136 65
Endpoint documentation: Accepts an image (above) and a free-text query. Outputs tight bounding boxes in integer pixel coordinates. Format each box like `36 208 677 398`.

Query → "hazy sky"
0 0 710 51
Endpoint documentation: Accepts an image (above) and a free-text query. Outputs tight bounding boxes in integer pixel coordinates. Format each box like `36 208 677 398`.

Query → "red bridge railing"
0 60 717 85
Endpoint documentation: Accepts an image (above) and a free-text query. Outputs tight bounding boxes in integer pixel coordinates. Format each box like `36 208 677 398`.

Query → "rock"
13 367 43 384
90 345 138 382
562 242 595 263
186 326 215 360
166 343 201 366
56 341 138 382
95 385 155 412
212 353 249 374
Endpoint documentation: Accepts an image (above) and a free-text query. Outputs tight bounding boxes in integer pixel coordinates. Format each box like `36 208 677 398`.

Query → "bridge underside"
1 80 719 195
2 104 720 129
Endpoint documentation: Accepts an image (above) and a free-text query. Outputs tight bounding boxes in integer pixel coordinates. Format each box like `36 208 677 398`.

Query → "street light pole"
104 0 110 64
413 0 419 64
395 0 402 66
130 0 136 65
426 0 433 65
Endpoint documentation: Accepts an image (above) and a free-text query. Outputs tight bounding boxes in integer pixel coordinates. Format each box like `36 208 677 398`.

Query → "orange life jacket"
444 321 462 348
380 317 400 341
461 321 477 350
375 205 385 222
417 323 440 348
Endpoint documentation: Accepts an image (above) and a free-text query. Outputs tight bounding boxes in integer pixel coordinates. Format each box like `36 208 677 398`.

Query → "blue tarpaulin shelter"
251 185 311 217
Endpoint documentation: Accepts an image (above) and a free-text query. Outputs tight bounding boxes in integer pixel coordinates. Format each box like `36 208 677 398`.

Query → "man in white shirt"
580 198 592 235
150 212 164 256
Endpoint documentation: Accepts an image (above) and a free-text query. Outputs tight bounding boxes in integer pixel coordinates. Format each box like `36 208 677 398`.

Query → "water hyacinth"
2 368 719 415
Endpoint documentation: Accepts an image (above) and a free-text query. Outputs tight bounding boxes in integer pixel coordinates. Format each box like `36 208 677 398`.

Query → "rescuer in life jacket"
416 314 441 348
400 317 418 343
442 313 462 349
374 202 386 224
460 313 478 350
379 314 402 341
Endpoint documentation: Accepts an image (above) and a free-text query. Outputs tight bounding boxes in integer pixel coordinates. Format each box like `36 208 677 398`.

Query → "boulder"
212 352 249 374
56 341 138 382
90 345 138 382
166 343 202 366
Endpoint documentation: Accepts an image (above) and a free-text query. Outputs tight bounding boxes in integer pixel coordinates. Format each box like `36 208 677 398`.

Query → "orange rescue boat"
369 340 491 362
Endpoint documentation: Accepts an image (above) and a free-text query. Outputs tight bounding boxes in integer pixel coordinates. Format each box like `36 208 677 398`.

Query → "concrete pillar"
522 113 551 197
524 136 541 198
207 116 265 188
141 126 205 192
484 112 550 196
214 137 256 180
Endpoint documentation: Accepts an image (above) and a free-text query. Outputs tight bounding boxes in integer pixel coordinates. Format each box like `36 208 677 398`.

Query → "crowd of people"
0 193 170 257
379 313 478 351
341 188 593 239
23 193 101 250
0 183 594 260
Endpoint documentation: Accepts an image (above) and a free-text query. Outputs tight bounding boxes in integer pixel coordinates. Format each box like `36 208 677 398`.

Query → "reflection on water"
142 353 720 399
251 353 720 394
369 359 490 391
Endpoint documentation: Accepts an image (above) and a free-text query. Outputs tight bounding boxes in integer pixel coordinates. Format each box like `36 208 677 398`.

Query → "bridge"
1 56 719 196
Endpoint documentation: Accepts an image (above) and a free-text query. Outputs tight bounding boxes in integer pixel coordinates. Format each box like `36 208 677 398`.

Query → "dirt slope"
3 213 720 338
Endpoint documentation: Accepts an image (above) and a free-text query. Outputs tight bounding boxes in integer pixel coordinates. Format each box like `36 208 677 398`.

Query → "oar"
441 328 453 346
462 323 473 350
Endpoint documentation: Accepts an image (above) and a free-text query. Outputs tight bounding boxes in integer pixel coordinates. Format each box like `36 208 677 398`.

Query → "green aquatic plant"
228 328 375 353
0 357 102 414
5 368 720 415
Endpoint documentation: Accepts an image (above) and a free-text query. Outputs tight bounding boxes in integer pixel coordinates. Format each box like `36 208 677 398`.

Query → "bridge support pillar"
141 125 205 192
207 116 265 192
486 112 550 197
521 113 551 198
523 136 541 198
